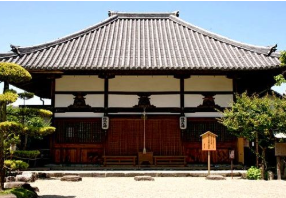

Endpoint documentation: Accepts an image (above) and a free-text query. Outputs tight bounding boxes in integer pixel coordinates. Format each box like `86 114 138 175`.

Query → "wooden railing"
103 156 137 166
154 156 186 166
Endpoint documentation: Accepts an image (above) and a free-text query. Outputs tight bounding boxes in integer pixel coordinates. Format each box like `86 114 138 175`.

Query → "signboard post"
200 131 217 175
229 150 235 179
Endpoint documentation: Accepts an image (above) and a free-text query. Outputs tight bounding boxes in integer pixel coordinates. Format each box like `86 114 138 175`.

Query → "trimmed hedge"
4 160 29 170
0 187 37 198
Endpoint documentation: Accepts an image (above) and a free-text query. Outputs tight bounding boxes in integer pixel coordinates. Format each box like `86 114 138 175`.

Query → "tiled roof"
0 11 281 71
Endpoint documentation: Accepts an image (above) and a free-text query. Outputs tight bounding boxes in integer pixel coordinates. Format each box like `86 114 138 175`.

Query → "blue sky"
0 1 286 105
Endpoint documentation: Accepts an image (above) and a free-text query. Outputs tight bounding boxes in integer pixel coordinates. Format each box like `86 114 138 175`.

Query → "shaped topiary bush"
4 160 29 171
246 166 261 180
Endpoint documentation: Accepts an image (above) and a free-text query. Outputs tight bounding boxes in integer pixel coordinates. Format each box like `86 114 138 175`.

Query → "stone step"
26 170 246 178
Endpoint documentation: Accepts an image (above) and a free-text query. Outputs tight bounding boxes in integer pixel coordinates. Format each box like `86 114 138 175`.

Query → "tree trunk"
23 135 28 150
261 148 267 180
0 81 8 190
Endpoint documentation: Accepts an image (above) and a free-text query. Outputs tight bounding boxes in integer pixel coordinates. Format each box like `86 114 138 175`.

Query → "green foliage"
13 150 40 159
218 92 286 179
18 92 34 100
6 106 55 137
274 74 286 86
0 187 37 198
5 133 21 145
4 160 29 170
218 92 286 145
0 90 18 104
0 62 32 84
274 51 286 86
0 121 23 135
280 51 286 65
246 166 261 180
38 109 53 117
7 106 52 120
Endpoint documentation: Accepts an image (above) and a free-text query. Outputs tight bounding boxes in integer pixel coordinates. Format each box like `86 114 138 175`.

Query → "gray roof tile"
0 11 281 71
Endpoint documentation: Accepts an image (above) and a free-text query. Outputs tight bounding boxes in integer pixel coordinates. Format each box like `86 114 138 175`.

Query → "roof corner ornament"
108 10 116 17
174 10 179 17
10 44 21 56
267 44 277 56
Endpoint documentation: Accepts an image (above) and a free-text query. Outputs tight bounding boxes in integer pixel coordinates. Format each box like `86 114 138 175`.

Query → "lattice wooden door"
104 117 183 156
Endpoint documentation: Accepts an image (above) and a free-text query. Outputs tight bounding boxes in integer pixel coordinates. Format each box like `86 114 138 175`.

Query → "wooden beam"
54 107 226 113
55 91 233 95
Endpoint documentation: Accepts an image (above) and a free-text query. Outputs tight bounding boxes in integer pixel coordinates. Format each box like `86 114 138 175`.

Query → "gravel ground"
33 177 286 198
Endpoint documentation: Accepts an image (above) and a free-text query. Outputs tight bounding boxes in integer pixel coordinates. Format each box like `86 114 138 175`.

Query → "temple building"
0 11 282 167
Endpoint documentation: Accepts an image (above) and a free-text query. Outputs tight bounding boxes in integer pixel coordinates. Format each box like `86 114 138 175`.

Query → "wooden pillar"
48 76 56 163
208 151 210 175
237 138 244 164
277 156 281 180
180 78 184 115
104 77 109 115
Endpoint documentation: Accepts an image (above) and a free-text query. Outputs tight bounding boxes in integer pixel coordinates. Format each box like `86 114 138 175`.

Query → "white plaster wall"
109 95 180 107
56 75 104 91
185 76 232 91
185 94 233 108
109 76 179 91
184 95 203 107
55 94 104 107
150 95 180 107
109 95 139 107
185 112 223 118
55 95 73 107
215 95 233 107
55 113 104 118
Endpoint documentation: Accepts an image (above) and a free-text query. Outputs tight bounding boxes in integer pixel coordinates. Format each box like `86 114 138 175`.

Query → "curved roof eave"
0 15 118 58
169 15 279 58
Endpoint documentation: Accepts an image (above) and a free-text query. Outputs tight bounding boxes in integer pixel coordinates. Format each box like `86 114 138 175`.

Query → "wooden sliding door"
104 116 183 156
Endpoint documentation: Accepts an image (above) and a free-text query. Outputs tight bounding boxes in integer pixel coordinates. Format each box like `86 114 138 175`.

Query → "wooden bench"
154 156 186 166
103 156 137 166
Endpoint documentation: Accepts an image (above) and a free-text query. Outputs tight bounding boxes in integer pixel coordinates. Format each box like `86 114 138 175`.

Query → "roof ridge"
108 10 180 18
169 15 279 57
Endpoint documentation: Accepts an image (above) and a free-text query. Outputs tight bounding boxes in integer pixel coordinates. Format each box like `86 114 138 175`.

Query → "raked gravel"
33 177 286 198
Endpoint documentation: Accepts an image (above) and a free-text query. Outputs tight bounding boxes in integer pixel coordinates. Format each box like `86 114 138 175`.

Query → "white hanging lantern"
179 116 187 130
102 116 109 130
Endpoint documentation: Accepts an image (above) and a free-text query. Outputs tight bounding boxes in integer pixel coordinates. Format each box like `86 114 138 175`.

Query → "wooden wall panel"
105 117 183 156
52 144 104 164
184 142 237 163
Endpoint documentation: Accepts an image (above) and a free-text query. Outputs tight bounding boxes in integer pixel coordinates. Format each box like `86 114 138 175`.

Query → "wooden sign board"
200 131 217 151
275 143 286 156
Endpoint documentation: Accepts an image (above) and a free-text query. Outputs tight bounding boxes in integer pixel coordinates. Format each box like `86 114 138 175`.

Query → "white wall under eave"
184 95 233 108
56 75 104 91
109 76 179 91
108 95 180 108
150 95 180 107
55 94 104 107
109 95 139 107
185 76 233 91
55 112 104 118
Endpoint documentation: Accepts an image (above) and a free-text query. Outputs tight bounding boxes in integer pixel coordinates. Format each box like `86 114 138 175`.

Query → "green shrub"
4 160 29 170
246 166 261 180
13 150 40 159
0 187 37 198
